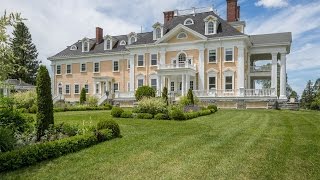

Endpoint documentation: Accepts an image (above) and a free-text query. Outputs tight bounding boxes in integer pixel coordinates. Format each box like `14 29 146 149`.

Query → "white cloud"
255 0 288 8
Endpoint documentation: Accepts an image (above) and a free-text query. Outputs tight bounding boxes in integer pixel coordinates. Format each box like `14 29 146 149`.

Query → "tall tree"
9 22 39 84
36 65 53 140
80 88 86 104
300 80 315 109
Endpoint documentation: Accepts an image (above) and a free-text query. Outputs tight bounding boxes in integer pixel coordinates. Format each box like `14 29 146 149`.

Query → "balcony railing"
158 63 196 70
244 88 275 97
114 91 135 98
193 89 237 97
193 88 275 97
250 66 271 73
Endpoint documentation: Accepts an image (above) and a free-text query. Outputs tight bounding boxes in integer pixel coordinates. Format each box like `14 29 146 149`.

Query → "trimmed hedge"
0 129 112 172
120 111 133 118
53 106 112 112
136 113 153 119
154 113 169 120
207 104 218 112
169 108 185 121
97 120 121 138
111 107 124 118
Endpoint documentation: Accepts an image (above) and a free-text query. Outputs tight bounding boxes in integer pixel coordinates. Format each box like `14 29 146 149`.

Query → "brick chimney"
163 11 174 24
96 27 103 44
227 0 240 22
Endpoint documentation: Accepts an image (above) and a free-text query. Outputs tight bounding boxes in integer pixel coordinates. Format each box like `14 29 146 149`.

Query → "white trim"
137 54 145 67
120 40 126 46
57 82 63 95
128 32 137 45
184 18 194 25
224 47 234 62
70 45 77 51
204 15 218 35
93 62 100 73
177 32 188 39
113 82 120 92
74 84 80 94
80 63 87 72
66 64 72 74
113 60 120 72
82 38 90 52
65 84 71 95
207 48 217 63
56 65 61 75
150 53 158 66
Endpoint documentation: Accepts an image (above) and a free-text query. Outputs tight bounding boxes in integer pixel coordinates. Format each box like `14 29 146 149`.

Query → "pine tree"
9 22 39 84
187 88 194 105
80 88 86 104
300 80 315 109
162 87 168 105
36 65 53 140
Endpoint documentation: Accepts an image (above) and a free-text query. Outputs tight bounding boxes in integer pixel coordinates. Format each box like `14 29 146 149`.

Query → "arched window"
184 18 194 25
106 39 111 50
156 28 161 39
130 37 136 44
208 22 214 34
178 53 186 64
58 83 63 95
70 45 77 50
177 32 187 39
83 41 89 52
120 40 126 45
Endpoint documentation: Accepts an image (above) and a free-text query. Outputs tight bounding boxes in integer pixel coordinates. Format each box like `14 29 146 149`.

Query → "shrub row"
53 106 112 112
0 129 112 172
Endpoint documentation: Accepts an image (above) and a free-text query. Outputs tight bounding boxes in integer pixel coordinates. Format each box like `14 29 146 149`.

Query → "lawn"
1 109 320 179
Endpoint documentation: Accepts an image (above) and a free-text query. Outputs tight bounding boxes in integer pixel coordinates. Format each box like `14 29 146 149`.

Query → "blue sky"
2 0 320 95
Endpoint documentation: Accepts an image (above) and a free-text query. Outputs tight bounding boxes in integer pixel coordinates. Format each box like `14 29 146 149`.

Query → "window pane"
81 63 86 71
190 81 194 90
85 84 89 93
208 22 214 34
209 50 216 63
225 84 232 90
57 65 61 74
114 61 119 71
209 77 216 89
138 55 144 66
225 48 233 61
226 76 232 83
151 54 157 65
138 79 143 87
171 82 175 91
75 85 79 94
94 63 99 72
156 28 161 39
113 83 119 91
67 65 71 73
151 79 157 90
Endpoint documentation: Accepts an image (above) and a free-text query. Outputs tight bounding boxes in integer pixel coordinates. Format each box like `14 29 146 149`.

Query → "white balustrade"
250 65 272 73
158 62 196 70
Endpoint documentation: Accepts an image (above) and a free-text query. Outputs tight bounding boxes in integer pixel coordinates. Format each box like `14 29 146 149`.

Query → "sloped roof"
250 32 292 46
49 11 244 59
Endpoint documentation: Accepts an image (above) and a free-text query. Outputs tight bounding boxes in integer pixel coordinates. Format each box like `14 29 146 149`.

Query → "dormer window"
104 35 113 50
120 40 126 45
70 45 77 51
204 15 218 35
128 32 137 45
177 32 187 39
82 38 90 52
184 18 194 25
152 22 163 40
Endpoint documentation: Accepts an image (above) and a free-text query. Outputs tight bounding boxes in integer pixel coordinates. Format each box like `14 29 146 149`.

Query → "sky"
1 0 320 95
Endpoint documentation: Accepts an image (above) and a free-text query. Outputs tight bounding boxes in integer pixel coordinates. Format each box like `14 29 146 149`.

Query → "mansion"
49 0 292 108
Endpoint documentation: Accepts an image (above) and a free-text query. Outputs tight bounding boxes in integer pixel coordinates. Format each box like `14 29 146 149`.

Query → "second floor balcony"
250 65 271 73
158 62 196 71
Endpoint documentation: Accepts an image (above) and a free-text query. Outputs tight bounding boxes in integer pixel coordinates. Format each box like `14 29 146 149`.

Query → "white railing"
53 94 64 103
250 66 271 73
244 89 275 97
97 94 108 106
114 91 135 98
158 63 196 70
193 89 237 97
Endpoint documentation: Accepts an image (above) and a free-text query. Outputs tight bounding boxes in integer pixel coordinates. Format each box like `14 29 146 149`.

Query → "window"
127 59 130 69
138 79 144 88
130 37 136 44
74 84 80 94
120 40 126 45
225 76 233 90
225 48 233 62
190 81 194 90
106 39 111 50
184 18 194 25
84 84 89 93
208 22 214 34
209 50 216 63
56 65 61 75
70 45 77 50
58 83 62 95
95 83 99 94
209 77 216 89
113 83 119 92
156 28 161 39
177 32 187 39
66 64 72 74
65 84 70 94
178 53 186 64
170 82 175 92
113 61 119 72
81 63 86 72
151 54 157 66
83 41 89 52
94 62 100 72
138 55 144 67
151 79 157 90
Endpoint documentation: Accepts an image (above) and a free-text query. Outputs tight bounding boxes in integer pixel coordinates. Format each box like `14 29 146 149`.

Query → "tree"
0 11 24 81
135 86 155 101
36 65 53 140
187 88 194 105
300 80 315 109
9 22 39 84
80 88 86 104
162 86 168 105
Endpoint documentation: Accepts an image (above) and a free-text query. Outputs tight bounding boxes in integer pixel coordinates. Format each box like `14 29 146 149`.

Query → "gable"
166 30 202 43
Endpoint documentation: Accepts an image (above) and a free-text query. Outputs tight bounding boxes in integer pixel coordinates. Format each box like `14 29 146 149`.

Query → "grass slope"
1 110 320 179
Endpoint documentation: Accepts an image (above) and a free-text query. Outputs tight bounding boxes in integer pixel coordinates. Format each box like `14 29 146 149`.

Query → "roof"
49 11 244 59
3 79 35 90
250 32 292 46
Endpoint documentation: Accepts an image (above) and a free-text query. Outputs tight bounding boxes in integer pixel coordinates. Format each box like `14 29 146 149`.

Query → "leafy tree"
162 86 168 105
187 88 194 105
0 11 24 81
135 86 155 101
80 88 86 104
9 22 39 84
300 80 315 109
36 65 53 140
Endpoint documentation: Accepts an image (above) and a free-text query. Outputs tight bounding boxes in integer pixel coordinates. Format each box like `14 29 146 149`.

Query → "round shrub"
97 120 120 137
169 108 185 121
207 104 218 112
120 111 133 118
104 103 113 110
111 107 124 118
136 113 153 119
0 127 16 152
135 86 156 101
0 109 31 133
133 97 167 115
154 113 169 120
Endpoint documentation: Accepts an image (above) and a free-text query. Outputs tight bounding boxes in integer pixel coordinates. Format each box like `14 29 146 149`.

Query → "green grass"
1 109 320 179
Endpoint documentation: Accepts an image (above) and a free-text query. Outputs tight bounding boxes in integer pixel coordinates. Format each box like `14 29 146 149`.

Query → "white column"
157 75 162 96
160 51 166 65
237 46 244 96
181 74 185 96
185 74 190 92
129 54 135 92
271 52 278 97
198 47 205 90
279 53 287 99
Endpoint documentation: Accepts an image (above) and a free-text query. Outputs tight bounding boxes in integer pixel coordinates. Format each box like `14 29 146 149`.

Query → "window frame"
190 81 194 90
137 79 144 88
83 41 89 52
56 65 61 75
208 49 217 63
208 76 216 90
65 84 70 95
150 53 158 66
74 84 80 94
58 82 63 95
106 39 111 50
66 64 72 74
137 55 144 67
95 83 100 94
225 48 234 62
94 62 100 73
177 32 188 39
80 63 87 72
184 18 194 25
225 76 233 90
120 40 126 45
84 84 89 94
155 28 161 39
150 78 157 91
170 81 175 92
113 60 119 72
208 21 214 34
113 82 119 92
